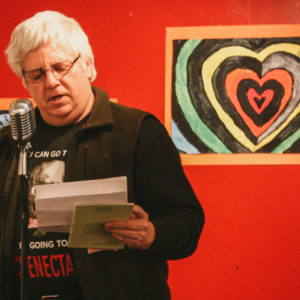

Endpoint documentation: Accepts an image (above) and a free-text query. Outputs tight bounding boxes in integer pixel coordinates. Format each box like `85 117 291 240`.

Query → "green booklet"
68 203 134 249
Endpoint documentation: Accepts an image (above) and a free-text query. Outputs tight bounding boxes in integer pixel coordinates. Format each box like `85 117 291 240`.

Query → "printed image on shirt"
29 160 65 225
14 149 82 298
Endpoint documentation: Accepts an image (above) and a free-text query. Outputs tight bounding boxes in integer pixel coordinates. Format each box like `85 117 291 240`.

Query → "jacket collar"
83 86 114 129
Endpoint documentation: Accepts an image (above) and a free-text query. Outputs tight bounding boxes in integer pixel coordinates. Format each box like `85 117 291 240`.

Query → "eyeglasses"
22 55 81 83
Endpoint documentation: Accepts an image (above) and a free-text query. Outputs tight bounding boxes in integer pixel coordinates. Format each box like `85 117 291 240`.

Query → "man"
0 10 205 299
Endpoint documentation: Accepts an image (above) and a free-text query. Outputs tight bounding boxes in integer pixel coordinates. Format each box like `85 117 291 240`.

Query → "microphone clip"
18 141 32 177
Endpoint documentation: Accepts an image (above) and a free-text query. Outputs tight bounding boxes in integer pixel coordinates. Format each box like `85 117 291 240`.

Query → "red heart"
225 69 293 137
247 88 274 114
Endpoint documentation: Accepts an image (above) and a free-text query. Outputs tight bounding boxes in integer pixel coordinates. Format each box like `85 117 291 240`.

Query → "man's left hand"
104 204 155 250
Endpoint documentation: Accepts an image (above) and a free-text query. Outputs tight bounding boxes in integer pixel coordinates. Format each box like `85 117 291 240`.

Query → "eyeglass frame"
22 55 81 84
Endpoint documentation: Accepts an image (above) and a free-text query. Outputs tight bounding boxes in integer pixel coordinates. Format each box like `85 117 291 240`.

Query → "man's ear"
84 59 93 81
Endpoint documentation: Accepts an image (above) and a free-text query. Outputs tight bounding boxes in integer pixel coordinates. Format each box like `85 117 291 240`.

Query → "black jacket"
0 86 205 299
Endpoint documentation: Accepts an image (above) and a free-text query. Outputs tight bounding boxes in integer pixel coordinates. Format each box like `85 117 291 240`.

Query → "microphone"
9 98 36 144
9 99 35 300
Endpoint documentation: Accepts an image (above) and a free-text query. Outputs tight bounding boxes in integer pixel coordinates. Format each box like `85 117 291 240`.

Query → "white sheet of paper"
35 176 127 232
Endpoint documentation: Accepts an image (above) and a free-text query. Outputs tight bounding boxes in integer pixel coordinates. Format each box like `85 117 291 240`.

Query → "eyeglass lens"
24 55 80 83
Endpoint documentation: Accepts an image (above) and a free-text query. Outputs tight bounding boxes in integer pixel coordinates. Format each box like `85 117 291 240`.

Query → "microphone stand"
18 141 31 300
9 98 36 300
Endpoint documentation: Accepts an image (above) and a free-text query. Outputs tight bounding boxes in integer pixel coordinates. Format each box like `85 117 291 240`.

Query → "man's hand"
104 204 155 250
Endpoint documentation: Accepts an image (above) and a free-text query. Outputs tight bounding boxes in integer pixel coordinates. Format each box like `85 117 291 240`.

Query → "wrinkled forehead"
22 42 77 70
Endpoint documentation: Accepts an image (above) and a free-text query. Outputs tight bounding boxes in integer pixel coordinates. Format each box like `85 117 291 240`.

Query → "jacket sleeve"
133 116 205 260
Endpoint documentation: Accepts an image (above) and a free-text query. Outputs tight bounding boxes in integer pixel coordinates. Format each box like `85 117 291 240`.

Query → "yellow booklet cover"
68 203 134 249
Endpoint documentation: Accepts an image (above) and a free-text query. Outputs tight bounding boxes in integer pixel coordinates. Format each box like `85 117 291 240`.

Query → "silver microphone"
9 98 36 144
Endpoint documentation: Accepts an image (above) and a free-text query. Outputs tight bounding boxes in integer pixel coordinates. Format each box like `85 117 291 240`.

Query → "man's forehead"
23 43 76 69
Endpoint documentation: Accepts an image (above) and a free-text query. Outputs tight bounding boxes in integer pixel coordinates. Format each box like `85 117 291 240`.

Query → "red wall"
1 1 299 299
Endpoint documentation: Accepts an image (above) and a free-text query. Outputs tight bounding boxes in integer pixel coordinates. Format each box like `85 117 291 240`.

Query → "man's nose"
44 69 60 88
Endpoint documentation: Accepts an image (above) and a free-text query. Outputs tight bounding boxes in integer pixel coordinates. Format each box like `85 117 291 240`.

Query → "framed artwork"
165 25 300 165
0 99 14 129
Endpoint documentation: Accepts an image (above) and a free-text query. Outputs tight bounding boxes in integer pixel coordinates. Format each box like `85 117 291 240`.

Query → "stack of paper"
68 203 133 249
35 176 133 249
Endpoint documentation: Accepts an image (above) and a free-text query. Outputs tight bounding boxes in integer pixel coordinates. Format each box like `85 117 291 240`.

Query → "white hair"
5 10 97 82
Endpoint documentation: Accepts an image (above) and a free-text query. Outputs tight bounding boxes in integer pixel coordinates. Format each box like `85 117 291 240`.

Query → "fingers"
105 204 148 230
105 205 155 250
110 230 146 249
87 248 118 254
131 204 148 219
105 218 147 231
109 221 155 250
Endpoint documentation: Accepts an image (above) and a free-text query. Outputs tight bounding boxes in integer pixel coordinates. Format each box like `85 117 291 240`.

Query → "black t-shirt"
13 117 85 299
12 113 202 299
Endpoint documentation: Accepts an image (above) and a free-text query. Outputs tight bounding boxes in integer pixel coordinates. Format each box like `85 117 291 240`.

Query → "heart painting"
172 37 300 154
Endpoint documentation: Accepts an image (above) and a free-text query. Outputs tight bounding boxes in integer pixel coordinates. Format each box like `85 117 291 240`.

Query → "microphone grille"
9 99 36 143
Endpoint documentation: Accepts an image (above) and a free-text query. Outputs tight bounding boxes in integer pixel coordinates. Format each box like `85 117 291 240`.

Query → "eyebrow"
27 67 44 73
23 59 70 74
